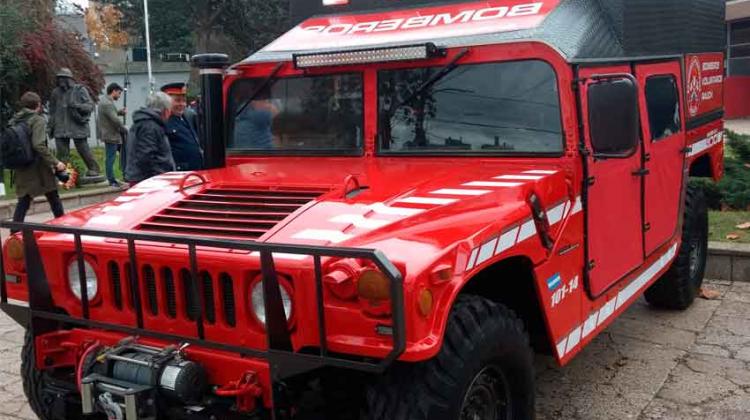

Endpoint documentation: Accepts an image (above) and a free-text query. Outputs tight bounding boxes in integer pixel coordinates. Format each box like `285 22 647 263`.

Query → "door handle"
632 168 650 177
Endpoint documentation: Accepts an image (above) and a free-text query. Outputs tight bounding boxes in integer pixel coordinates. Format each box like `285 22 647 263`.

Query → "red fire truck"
1 0 726 419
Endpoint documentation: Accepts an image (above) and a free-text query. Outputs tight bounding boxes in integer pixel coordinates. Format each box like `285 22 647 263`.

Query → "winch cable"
76 340 101 391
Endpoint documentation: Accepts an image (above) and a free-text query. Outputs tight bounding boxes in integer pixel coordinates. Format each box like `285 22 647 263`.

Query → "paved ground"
0 279 747 419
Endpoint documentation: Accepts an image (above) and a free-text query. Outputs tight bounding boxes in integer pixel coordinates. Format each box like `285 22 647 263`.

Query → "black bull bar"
0 221 406 413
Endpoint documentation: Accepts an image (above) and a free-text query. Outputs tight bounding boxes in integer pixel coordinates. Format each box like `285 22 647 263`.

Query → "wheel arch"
458 255 552 354
689 154 713 178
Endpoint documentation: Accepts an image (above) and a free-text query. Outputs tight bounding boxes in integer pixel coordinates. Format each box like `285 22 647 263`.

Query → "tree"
0 0 104 110
85 4 129 51
98 0 290 58
0 3 30 124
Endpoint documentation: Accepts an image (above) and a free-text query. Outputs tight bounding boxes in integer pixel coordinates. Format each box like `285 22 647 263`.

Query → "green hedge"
709 130 750 210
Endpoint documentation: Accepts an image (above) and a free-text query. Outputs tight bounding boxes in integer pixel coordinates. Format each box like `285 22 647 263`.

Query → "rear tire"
645 185 708 310
366 295 535 420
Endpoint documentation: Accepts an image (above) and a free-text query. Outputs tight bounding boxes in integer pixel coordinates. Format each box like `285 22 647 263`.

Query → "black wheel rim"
459 365 511 420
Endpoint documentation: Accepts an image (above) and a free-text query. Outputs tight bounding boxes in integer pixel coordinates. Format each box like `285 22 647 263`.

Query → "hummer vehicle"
1 0 726 419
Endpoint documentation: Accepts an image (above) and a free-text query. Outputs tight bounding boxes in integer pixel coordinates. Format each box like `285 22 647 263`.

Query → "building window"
729 20 750 76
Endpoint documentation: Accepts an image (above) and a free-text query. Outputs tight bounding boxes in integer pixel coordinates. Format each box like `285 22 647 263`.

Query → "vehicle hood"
52 157 570 273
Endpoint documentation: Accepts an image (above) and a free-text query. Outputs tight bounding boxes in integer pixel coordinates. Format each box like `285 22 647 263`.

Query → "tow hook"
527 192 554 250
214 371 264 412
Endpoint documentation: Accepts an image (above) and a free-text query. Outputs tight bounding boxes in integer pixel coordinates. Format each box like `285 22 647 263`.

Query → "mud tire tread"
645 185 708 310
366 295 535 420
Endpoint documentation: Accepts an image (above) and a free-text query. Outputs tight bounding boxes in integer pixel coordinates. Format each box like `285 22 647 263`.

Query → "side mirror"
587 76 639 158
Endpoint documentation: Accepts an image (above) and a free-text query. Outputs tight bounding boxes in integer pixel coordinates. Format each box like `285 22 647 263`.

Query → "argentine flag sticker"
546 273 562 291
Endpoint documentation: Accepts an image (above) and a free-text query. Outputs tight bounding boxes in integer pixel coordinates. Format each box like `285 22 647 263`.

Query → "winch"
79 337 207 420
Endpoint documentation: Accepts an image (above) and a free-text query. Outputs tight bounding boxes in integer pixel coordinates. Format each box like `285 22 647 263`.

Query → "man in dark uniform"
161 83 203 171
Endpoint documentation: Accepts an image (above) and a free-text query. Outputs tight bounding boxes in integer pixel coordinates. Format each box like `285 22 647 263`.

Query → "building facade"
727 0 750 118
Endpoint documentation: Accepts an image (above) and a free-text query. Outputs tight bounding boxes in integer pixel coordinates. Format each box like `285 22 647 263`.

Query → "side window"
587 77 640 157
645 75 681 141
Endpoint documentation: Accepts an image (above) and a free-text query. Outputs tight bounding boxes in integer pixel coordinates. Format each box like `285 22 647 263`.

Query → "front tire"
22 330 88 420
645 185 708 310
367 296 535 420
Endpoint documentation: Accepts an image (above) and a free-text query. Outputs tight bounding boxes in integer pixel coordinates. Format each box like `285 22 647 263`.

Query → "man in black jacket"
124 92 175 184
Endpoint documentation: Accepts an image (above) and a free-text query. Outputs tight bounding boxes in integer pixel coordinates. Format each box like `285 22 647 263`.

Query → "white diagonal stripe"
565 326 583 354
495 227 519 255
581 311 598 339
431 189 492 196
397 197 458 205
463 181 523 188
466 248 479 271
556 340 567 357
524 170 558 175
494 174 544 181
476 238 499 266
547 202 567 225
89 215 122 226
293 229 353 243
369 203 424 217
517 220 537 242
329 214 392 230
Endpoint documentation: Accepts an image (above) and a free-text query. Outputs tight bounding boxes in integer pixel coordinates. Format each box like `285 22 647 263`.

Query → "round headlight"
251 280 292 326
68 259 98 301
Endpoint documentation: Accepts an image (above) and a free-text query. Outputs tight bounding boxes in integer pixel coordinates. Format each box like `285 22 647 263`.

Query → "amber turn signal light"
357 269 391 301
418 288 434 317
7 237 24 262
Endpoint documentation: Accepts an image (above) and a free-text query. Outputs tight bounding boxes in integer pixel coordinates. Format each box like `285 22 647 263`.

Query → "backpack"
1 121 35 169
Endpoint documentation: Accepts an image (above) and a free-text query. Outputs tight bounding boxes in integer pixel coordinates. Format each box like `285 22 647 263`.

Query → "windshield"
378 60 563 154
228 73 364 153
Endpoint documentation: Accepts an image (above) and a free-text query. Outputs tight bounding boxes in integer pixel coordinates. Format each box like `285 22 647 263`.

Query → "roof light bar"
293 43 446 69
323 0 349 5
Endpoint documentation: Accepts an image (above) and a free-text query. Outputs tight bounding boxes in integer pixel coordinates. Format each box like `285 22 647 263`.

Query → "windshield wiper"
391 48 470 112
234 62 284 118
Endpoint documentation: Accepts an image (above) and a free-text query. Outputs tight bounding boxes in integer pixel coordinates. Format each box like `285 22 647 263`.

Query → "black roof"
249 0 726 65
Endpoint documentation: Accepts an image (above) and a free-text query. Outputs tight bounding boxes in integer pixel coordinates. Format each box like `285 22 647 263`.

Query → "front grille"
107 262 239 328
137 187 327 239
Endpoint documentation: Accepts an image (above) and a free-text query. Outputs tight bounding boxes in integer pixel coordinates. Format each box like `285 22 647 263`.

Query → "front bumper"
0 220 406 415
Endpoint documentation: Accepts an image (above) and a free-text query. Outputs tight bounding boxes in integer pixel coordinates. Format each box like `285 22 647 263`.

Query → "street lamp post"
143 0 154 93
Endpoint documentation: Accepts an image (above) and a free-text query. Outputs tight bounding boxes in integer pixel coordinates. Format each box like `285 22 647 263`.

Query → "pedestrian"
124 92 175 184
48 68 101 177
161 83 203 171
97 83 128 187
8 92 67 228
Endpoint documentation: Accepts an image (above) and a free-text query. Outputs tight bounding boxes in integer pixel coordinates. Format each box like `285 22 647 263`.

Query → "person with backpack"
48 68 100 177
5 92 67 227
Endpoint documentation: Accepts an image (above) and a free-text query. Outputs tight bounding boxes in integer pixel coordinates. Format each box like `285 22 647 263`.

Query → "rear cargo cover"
247 0 725 64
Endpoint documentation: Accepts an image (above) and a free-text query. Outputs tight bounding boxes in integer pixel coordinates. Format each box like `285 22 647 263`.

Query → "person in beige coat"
97 83 127 187
9 92 67 229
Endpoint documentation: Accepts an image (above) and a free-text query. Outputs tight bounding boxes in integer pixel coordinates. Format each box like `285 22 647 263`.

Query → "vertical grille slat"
220 273 236 327
137 186 327 238
143 265 158 316
124 263 135 309
162 268 177 319
202 272 216 324
109 262 123 310
181 269 199 321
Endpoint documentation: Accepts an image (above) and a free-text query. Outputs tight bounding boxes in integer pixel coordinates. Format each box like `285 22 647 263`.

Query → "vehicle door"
578 66 644 297
634 61 686 256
